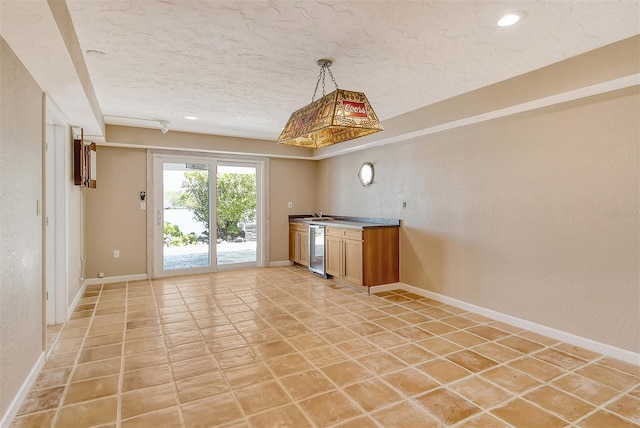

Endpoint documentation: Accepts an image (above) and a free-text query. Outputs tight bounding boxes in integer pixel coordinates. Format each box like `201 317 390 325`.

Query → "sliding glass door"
152 154 263 277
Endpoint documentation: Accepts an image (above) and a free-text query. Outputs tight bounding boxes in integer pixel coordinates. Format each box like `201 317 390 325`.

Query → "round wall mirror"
358 162 375 187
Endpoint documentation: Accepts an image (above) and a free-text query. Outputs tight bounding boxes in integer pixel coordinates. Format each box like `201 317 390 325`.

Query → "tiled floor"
12 267 640 427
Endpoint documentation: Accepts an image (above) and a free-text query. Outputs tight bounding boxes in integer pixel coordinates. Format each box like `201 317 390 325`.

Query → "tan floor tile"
552 373 620 405
64 374 119 405
121 406 183 428
387 343 436 365
508 356 564 382
303 345 349 367
373 316 410 330
344 378 403 412
333 338 378 359
466 325 510 341
48 338 80 356
299 391 362 427
524 385 594 422
165 330 204 347
358 351 407 376
471 342 522 363
576 363 638 391
446 350 498 373
393 326 434 342
518 330 560 346
264 353 312 377
599 357 640 377
56 396 117 427
9 410 55 428
248 404 313 428
88 322 124 337
481 366 540 394
552 343 604 362
123 364 172 392
168 341 210 362
462 413 510 427
356 308 388 321
366 331 408 349
253 339 296 360
125 325 163 341
417 337 463 356
333 416 379 428
77 343 122 364
215 346 260 369
491 398 566 427
124 336 166 355
176 371 229 403
320 326 361 344
32 367 72 390
225 361 274 389
124 348 169 371
442 331 487 348
181 393 243 427
496 336 545 355
121 383 177 419
415 387 481 425
126 318 161 331
371 400 441 427
241 328 282 346
419 321 457 335
347 322 386 337
58 327 88 340
606 395 640 424
280 369 335 400
441 315 478 329
235 380 290 415
579 410 638 428
417 359 471 384
83 332 123 348
382 367 440 396
533 347 588 370
16 386 64 416
450 376 511 408
207 334 248 353
171 355 218 381
321 360 373 387
72 357 121 382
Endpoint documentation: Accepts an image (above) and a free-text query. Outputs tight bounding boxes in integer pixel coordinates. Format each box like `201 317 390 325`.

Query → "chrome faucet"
309 209 323 218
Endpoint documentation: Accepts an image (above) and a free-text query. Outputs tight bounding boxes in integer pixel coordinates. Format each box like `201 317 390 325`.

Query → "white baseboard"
67 279 88 319
84 273 149 286
269 260 293 267
397 282 640 366
0 352 45 428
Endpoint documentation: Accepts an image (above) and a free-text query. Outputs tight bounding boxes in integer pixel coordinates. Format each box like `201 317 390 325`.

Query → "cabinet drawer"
326 227 344 237
344 229 362 241
289 222 308 232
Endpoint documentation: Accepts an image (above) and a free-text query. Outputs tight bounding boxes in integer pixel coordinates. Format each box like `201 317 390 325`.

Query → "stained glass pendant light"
277 59 383 149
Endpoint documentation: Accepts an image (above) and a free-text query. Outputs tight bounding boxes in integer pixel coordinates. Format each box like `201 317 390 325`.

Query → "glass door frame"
148 152 267 278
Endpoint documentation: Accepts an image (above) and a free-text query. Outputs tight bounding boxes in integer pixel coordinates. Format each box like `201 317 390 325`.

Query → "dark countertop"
289 215 400 229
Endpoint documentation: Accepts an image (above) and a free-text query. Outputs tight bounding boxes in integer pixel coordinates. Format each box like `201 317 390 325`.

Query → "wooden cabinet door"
289 229 296 262
343 238 363 285
325 235 342 277
299 231 309 266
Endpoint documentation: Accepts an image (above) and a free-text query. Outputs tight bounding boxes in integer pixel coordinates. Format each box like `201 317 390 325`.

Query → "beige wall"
83 150 316 275
85 146 147 278
318 86 639 353
0 36 44 420
269 158 318 262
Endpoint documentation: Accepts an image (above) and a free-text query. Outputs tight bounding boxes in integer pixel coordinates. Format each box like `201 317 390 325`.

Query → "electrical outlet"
99 272 104 278
113 250 120 258
288 201 293 208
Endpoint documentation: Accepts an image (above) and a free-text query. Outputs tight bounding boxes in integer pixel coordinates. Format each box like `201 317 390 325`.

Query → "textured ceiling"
65 0 639 141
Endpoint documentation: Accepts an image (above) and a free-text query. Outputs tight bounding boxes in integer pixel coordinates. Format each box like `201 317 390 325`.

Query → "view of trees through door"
160 159 258 274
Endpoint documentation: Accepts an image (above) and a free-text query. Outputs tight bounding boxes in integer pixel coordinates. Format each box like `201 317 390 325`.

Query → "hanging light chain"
311 59 339 103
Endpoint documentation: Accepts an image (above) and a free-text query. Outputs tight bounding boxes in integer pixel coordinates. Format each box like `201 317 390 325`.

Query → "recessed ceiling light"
184 116 199 120
496 12 524 27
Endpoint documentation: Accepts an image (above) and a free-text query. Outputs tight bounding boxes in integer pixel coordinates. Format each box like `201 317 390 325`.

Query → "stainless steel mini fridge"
309 224 325 276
